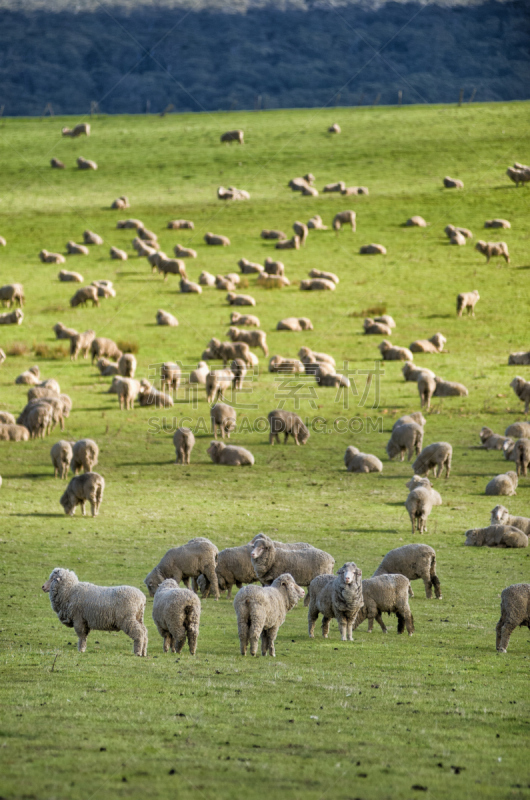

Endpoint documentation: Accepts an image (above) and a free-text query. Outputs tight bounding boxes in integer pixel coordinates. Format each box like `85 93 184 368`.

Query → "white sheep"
152 580 201 655
372 543 441 599
412 442 452 478
496 583 530 652
485 471 518 496
307 562 363 641
490 505 530 535
51 440 73 479
344 446 383 473
173 428 195 464
60 472 104 517
234 574 305 656
352 575 414 635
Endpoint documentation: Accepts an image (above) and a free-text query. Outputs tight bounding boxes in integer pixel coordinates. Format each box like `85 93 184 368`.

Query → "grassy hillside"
0 103 529 800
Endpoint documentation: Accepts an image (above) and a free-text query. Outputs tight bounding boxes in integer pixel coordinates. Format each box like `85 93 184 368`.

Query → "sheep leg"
423 577 433 599
249 615 263 656
203 566 220 600
74 619 90 652
238 619 250 656
284 432 289 444
337 617 348 641
173 625 187 655
495 613 505 650
431 575 442 599
308 606 319 638
261 630 269 656
162 631 172 652
321 616 332 638
266 626 279 657
183 577 190 589
123 620 149 656
79 500 86 516
497 621 515 652
187 626 198 656
374 613 387 633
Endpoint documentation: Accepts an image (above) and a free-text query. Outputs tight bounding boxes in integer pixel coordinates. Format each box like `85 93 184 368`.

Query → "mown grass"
0 103 529 800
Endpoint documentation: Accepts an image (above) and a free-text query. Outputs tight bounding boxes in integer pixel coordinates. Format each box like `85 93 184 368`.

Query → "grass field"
0 103 529 800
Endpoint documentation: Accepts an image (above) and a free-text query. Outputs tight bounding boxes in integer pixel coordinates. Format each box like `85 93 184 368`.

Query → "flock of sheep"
1 124 529 658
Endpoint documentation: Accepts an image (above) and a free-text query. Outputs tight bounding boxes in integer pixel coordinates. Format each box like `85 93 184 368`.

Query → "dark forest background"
0 0 528 116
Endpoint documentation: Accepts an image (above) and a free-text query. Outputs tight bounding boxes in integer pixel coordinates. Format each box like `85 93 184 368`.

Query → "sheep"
117 219 144 229
50 157 65 169
15 365 40 385
496 584 530 652
288 177 312 192
168 219 194 230
510 376 530 414
109 377 141 411
111 196 129 209
70 439 99 474
360 244 387 255
275 235 300 250
138 380 174 408
230 358 247 391
293 221 309 246
344 446 383 473
352 575 414 635
503 439 517 463
512 438 530 476
0 309 23 325
40 249 65 264
465 525 528 548
207 440 254 467
199 271 216 286
226 292 256 307
433 377 469 398
263 258 285 277
276 317 313 331
490 505 530 535
480 427 512 451
379 340 413 361
83 230 103 246
117 353 136 379
308 563 363 640
506 166 530 187
108 246 127 262
0 283 24 308
156 309 179 327
299 347 335 370
485 219 511 229
173 428 195 464
58 269 84 283
364 318 392 336
0 412 16 424
70 286 99 308
31 378 61 396
227 326 268 357
412 442 452 478
268 355 305 374
62 123 90 137
221 129 244 144
230 312 260 327
204 232 230 246
393 412 426 431
132 238 157 257
204 369 233 404
238 258 263 276
332 210 356 232
145 538 219 598
485 471 518 496
91 280 116 299
53 322 77 341
198 544 256 599
160 362 180 393
405 216 428 227
234 573 305 657
342 186 369 196
323 181 346 193
16 402 53 438
410 333 446 353
508 351 530 366
457 290 480 317
218 185 250 201
210 402 237 439
307 215 327 230
505 422 530 439
328 123 341 133
60 472 105 517
443 176 464 188
179 279 202 295
386 422 424 462
402 362 435 382
309 269 339 285
216 275 236 292
173 244 197 259
0 423 30 441
151 580 201 655
66 241 90 256
300 278 336 291
42 567 147 655
70 330 95 360
89 338 120 364
189 361 209 385
208 338 252 367
261 230 286 240
373 543 441 599
51 440 73 479
76 157 97 171
475 240 510 263
97 357 119 377
158 257 187 282
268 409 310 445
405 477 442 534
449 230 467 246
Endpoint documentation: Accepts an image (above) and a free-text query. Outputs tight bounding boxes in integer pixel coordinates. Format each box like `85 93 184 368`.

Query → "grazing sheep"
344 446 383 473
118 353 136 378
308 563 363 640
480 427 512 451
352 575 414 634
433 376 469 398
62 123 90 137
300 278 336 291
138 380 174 408
386 422 424 462
221 129 244 144
402 362 435 382
59 269 84 282
205 369 234 403
410 333 446 354
457 290 480 316
51 440 73 479
76 157 97 171
485 471 518 496
393 412 426 431
0 283 24 308
173 244 197 259
406 216 427 227
485 219 511 229
276 317 313 331
416 373 434 410
475 240 510 263
496 583 530 652
226 292 256 307
227 326 268 357
0 309 23 325
210 402 237 439
83 230 103 246
117 219 144 229
199 271 216 286
293 221 309 246
42 567 147 656
204 232 230 246
0 411 16 424
168 219 194 229
156 309 179 327
443 176 463 188
111 196 129 209
97 357 118 377
173 428 195 464
89 338 121 364
40 249 65 264
69 330 95 360
152 580 201 655
379 340 413 361
332 210 356 232
15 365 40 385
360 244 387 255
108 377 141 411
364 318 392 336
250 535 334 593
208 338 251 367
268 355 305 374
207 440 254 466
230 358 247 391
71 439 98 474
508 351 530 366
490 505 530 535
268 409 310 445
373 543 441 599
412 442 452 478
50 157 65 169
145 538 219 598
0 423 30 441
70 286 99 308
189 361 209 385
510 376 530 414
160 362 180 393
465 525 528 548
512 438 530 476
405 477 442 534
506 166 530 187
234 573 304 657
110 246 128 261
60 472 105 517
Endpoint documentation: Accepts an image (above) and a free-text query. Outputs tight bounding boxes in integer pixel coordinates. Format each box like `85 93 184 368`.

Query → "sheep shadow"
8 473 51 480
344 527 399 534
12 512 65 517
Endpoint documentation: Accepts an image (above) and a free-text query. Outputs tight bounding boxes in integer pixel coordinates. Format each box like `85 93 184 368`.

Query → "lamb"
42 567 147 656
51 440 73 479
156 309 179 327
405 477 442 534
268 355 305 374
457 290 480 317
268 409 310 445
465 525 528 548
76 157 97 171
276 317 313 331
359 244 387 255
0 283 24 308
480 427 512 451
144 538 219 598
344 446 383 473
293 221 309 246
373 543 441 599
238 258 264 276
490 505 530 535
111 196 129 209
50 157 65 169
83 230 103 246
333 211 356 232
206 369 234 403
485 219 511 229
505 422 530 439
405 216 428 227
433 377 469 398
299 278 336 291
0 412 16 424
168 219 194 230
352 575 414 635
260 230 286 240
496 583 530 652
379 340 413 361
234 574 305 657
199 271 216 286
66 241 89 256
510 376 530 414
70 330 95 360
62 123 90 137
160 362 180 393
230 358 247 391
204 232 230 246
60 472 105 517
475 240 510 263
173 428 195 464
221 129 244 144
90 337 121 363
323 181 346 193
508 351 530 366
40 250 65 264
210 403 237 439
386 422 424 462
70 287 99 308
97 357 118 377
109 377 141 411
412 442 452 478
309 269 339 285
364 318 392 336
207 440 254 466
53 322 77 341
59 269 84 282
71 439 99 474
226 292 256 306
138 380 174 408
485 471 518 496
275 235 300 250
173 244 197 259
189 361 209 385
117 219 144 229
0 309 23 325
0 423 30 441
152 580 201 655
402 362 435 382
15 365 40 385
307 563 363 641
227 326 268 356
307 215 327 230
443 176 464 188
410 333 446 353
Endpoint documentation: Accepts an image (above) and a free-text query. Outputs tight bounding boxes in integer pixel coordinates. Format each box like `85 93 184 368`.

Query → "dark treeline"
0 1 528 116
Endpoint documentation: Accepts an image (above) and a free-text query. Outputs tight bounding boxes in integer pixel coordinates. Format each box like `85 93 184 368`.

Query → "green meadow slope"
0 103 529 800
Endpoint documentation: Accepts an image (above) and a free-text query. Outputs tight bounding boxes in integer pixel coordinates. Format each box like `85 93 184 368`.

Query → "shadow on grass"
12 513 64 517
8 473 51 480
344 527 399 534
